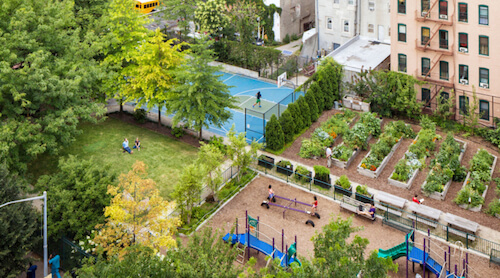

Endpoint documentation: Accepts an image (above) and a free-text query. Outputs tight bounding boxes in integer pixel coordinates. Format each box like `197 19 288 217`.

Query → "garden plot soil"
280 109 500 232
202 176 500 277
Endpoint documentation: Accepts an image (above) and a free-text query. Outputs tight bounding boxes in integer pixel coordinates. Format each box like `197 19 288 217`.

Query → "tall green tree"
287 102 304 133
265 114 284 151
0 165 38 277
171 164 203 224
226 125 262 181
297 96 312 127
305 91 319 122
121 29 186 126
0 0 107 173
195 0 229 34
35 156 116 241
226 0 263 44
308 82 324 113
169 37 235 139
279 109 295 143
197 142 224 201
162 0 197 40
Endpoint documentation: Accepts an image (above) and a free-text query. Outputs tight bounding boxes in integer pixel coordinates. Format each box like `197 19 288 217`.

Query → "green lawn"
28 117 199 199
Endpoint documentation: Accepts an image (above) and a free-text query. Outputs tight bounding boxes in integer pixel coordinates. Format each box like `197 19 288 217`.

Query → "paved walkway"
255 150 500 249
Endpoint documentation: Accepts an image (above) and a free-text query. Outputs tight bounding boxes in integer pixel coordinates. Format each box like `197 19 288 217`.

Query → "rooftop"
327 36 390 72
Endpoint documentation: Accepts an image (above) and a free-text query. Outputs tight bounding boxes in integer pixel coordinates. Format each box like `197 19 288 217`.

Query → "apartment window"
458 33 468 52
439 30 448 49
458 65 468 84
479 68 489 88
440 91 449 104
343 20 350 32
422 0 430 15
458 3 467 22
459 96 469 115
398 24 406 42
368 24 374 33
398 54 407 72
421 27 430 46
369 1 375 11
348 0 354 5
334 0 339 3
421 89 431 108
439 0 448 18
440 61 449 80
398 0 406 14
327 17 333 30
479 5 488 25
479 36 489 56
422 58 431 77
480 100 490 120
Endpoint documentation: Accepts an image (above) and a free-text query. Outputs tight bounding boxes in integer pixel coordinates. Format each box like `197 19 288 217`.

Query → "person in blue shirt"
27 262 37 278
49 253 62 278
122 138 133 154
357 204 376 219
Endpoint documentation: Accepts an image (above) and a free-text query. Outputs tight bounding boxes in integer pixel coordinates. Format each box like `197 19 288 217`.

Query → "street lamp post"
0 191 48 277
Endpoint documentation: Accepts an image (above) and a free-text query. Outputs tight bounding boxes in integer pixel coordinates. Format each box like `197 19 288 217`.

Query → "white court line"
238 96 254 107
223 74 236 83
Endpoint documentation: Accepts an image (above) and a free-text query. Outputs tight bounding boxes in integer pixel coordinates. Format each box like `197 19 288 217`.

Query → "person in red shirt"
268 185 275 202
412 194 424 204
311 196 318 216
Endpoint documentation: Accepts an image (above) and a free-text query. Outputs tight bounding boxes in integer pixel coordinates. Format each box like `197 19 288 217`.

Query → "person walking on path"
326 145 332 168
49 253 62 278
253 91 262 108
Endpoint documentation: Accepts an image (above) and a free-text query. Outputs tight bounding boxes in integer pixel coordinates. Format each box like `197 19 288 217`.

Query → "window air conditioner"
421 11 428 17
439 14 448 19
459 47 468 53
479 82 489 89
459 79 468 85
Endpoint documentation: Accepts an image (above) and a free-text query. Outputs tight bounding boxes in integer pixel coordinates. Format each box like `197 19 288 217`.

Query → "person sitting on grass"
311 196 318 216
122 138 133 154
357 203 376 219
133 137 141 151
268 185 275 202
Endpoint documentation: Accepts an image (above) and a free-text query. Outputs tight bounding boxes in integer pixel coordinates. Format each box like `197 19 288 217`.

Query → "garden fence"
252 158 500 258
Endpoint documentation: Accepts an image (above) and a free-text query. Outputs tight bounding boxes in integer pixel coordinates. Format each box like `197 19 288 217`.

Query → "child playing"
253 91 262 108
311 196 318 216
268 185 275 202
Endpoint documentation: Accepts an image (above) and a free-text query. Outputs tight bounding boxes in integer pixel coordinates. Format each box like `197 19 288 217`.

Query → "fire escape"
414 0 456 109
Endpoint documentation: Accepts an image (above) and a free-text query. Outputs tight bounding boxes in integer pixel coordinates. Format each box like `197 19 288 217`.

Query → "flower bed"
299 110 357 159
421 134 467 200
388 118 439 189
455 149 497 212
330 112 382 169
357 121 414 178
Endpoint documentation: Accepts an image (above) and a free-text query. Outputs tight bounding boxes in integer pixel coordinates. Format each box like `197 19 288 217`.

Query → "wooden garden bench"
340 196 375 221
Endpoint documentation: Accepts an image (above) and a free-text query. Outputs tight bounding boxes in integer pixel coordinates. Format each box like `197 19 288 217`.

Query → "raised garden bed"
258 155 275 169
276 160 294 176
331 144 360 169
294 167 312 183
334 175 353 197
355 185 374 204
421 137 467 201
334 185 353 197
314 176 332 189
358 136 402 178
343 96 370 112
456 150 497 212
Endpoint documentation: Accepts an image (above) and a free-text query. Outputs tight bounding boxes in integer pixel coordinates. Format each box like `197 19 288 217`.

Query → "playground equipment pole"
466 253 469 278
246 211 250 260
272 238 275 259
444 251 447 274
236 218 238 235
448 246 451 273
423 238 426 278
257 216 260 255
282 229 284 254
406 235 409 278
285 244 288 267
455 264 458 275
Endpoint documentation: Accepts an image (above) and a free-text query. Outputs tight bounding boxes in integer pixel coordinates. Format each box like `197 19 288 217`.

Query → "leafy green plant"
277 160 292 168
298 139 325 158
343 112 381 150
133 108 148 123
356 184 370 196
487 199 500 216
172 126 185 138
331 144 354 162
291 33 299 41
294 165 311 183
208 135 227 155
335 175 351 189
454 186 484 208
455 149 494 208
283 34 290 44
314 165 330 182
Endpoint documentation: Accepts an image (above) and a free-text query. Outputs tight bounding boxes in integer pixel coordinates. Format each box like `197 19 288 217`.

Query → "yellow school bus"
135 0 159 14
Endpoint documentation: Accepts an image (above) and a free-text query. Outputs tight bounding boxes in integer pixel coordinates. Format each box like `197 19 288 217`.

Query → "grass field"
28 117 199 199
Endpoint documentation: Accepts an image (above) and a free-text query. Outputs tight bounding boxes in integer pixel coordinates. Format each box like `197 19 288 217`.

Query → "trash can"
334 101 339 109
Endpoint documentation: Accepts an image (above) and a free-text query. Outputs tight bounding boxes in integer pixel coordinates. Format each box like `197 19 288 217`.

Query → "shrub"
487 199 500 216
279 110 295 143
209 135 227 155
297 96 311 127
308 82 324 112
294 165 311 183
291 33 299 41
298 139 324 158
133 108 147 123
283 34 290 44
287 102 304 133
356 184 370 196
305 91 319 122
313 165 330 182
265 114 285 151
335 175 351 189
277 160 292 168
172 126 185 138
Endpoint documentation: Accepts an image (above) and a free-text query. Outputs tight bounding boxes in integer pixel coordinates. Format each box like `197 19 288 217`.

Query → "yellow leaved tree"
93 161 180 258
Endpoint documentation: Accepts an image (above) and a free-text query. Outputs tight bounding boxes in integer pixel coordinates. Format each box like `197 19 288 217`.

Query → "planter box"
355 192 374 204
458 152 497 212
331 146 360 169
334 185 353 197
387 134 423 190
258 155 275 169
331 115 359 145
422 139 468 201
314 176 332 189
294 170 312 183
343 96 370 112
357 135 403 178
276 163 294 176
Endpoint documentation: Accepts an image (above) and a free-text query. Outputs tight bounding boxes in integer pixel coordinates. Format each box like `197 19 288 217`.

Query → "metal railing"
252 159 500 257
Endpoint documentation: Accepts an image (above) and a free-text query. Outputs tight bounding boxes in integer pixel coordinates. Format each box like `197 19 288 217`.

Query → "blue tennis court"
130 71 301 143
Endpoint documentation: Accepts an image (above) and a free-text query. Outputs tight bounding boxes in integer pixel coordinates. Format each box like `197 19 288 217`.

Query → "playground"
204 175 500 277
